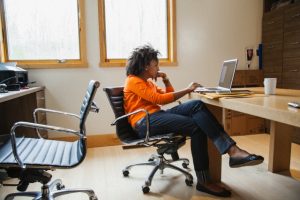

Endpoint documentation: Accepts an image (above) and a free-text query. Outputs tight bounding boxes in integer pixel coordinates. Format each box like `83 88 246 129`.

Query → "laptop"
194 59 249 94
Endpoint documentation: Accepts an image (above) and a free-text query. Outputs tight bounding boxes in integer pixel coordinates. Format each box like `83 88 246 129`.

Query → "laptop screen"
218 59 238 89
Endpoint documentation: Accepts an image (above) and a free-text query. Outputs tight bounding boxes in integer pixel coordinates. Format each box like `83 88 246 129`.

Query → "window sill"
17 62 89 69
99 59 178 67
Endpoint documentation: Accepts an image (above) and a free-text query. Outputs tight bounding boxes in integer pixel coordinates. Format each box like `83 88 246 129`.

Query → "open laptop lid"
217 58 238 90
194 58 238 93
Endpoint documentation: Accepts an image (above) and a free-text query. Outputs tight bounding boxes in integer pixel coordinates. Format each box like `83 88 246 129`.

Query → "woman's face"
146 60 159 80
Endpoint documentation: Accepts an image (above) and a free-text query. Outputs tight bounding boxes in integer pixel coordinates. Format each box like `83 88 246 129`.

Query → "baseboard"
52 133 122 148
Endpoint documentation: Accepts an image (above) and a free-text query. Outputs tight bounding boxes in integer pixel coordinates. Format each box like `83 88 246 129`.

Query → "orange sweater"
124 75 175 127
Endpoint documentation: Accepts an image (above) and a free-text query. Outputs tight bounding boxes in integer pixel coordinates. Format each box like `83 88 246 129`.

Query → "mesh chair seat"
0 137 83 168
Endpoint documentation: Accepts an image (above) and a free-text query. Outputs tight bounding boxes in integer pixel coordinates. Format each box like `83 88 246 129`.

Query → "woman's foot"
227 145 264 168
227 145 250 158
196 182 231 197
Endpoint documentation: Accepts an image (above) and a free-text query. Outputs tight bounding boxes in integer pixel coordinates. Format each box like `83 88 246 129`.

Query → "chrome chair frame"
0 80 100 200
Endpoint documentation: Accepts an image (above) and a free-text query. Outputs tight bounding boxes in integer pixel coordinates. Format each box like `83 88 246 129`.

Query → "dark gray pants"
135 100 236 183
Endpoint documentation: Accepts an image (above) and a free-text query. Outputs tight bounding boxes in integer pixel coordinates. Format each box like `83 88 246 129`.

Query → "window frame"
0 0 87 69
98 0 177 67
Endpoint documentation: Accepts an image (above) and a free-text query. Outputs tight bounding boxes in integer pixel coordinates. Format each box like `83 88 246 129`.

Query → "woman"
123 45 263 197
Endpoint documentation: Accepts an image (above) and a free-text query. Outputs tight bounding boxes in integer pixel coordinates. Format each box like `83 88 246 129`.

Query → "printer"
0 63 28 91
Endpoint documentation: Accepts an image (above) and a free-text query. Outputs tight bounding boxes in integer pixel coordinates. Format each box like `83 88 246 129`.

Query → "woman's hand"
172 82 202 101
155 71 168 82
187 82 202 92
156 71 167 79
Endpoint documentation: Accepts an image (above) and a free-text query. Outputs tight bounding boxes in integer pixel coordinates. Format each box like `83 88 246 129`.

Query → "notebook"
194 59 247 94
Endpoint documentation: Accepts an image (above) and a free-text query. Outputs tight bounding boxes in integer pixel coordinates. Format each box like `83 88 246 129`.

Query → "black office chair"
103 86 193 194
0 80 100 200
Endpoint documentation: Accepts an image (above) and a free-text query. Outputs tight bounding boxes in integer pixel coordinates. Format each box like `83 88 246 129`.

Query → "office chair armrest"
111 108 151 143
33 108 80 122
9 121 82 169
33 108 80 138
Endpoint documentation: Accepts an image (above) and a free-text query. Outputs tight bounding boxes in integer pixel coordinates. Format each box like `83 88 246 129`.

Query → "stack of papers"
198 92 254 99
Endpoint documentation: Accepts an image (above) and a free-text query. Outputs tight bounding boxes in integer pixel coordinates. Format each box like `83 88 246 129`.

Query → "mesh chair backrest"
79 80 100 134
103 87 139 143
75 80 100 165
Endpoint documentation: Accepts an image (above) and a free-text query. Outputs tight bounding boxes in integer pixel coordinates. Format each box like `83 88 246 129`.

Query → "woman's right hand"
187 82 202 92
173 82 202 101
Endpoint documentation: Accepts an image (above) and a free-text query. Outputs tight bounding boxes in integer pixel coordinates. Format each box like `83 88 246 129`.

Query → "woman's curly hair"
126 45 160 76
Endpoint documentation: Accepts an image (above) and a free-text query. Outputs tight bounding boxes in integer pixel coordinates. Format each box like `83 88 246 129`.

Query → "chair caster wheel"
185 179 193 186
123 170 129 177
142 185 150 193
148 155 155 162
182 162 189 169
56 183 65 190
89 195 98 200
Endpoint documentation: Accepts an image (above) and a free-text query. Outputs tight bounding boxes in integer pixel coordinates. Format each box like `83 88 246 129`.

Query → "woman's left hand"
157 71 167 79
155 71 168 82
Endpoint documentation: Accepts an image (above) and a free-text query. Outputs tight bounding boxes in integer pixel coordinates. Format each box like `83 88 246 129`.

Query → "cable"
0 76 17 84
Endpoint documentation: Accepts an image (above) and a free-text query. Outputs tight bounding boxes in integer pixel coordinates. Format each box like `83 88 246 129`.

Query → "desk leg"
268 121 293 172
206 105 222 183
208 140 222 182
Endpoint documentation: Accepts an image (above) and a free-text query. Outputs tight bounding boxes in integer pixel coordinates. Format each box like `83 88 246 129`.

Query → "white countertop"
0 86 45 103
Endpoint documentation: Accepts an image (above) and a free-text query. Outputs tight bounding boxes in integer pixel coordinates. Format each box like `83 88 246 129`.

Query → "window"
0 0 87 68
98 0 177 67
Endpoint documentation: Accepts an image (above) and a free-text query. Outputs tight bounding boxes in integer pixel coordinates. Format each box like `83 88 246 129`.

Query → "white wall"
28 0 263 136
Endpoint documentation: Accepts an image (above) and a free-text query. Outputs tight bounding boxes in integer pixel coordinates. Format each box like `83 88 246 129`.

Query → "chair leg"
144 156 193 187
4 179 98 200
144 165 160 187
163 163 193 183
124 153 189 172
48 179 65 191
52 188 98 200
124 160 158 170
140 155 193 193
123 160 158 177
122 153 193 193
4 191 40 200
165 157 190 169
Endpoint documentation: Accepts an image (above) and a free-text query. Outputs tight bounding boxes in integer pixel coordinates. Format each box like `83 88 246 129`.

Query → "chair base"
122 154 193 193
4 179 98 200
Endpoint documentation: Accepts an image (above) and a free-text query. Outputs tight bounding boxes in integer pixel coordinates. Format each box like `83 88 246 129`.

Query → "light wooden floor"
1 134 299 200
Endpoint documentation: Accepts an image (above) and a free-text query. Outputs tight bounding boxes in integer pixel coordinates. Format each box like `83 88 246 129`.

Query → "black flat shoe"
196 183 231 197
229 154 264 168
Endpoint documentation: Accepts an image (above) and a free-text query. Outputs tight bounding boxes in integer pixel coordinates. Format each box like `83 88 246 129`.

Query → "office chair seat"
0 137 83 168
0 80 100 200
104 86 193 194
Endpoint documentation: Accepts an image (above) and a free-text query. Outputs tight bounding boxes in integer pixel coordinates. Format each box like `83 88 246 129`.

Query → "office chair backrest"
75 80 100 164
79 80 100 133
103 87 140 143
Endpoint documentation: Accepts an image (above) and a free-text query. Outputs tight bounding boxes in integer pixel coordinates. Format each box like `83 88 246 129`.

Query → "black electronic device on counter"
0 63 29 91
288 102 300 109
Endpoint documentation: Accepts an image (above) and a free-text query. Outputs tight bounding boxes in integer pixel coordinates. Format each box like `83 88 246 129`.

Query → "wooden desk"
0 87 47 138
190 87 300 182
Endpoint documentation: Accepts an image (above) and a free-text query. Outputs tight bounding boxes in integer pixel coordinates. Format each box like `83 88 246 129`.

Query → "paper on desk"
200 92 254 100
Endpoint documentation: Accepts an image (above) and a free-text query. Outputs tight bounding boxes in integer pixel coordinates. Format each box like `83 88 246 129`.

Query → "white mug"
264 78 277 95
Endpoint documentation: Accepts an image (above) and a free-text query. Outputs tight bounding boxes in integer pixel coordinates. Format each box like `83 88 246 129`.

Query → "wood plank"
206 105 222 182
268 121 293 172
52 133 122 148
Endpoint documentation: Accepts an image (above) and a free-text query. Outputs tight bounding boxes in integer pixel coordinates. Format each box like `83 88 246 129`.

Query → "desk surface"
191 87 300 128
191 87 300 179
0 86 45 103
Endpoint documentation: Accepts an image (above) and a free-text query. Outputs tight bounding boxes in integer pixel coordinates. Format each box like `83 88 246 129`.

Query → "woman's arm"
157 71 201 100
173 82 201 100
